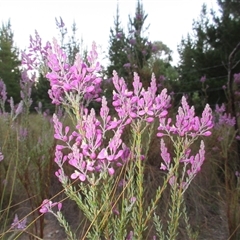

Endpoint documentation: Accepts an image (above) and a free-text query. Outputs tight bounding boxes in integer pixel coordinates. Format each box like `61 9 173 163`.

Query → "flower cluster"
53 96 130 183
21 30 52 72
158 96 213 190
158 96 213 138
9 97 23 121
46 39 102 106
214 103 236 128
234 73 240 84
112 71 171 124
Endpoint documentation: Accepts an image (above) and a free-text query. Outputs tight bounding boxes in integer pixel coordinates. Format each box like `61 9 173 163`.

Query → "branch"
229 41 240 66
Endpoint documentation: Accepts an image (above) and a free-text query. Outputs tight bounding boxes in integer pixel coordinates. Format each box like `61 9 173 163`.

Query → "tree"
0 20 21 103
178 2 240 239
107 0 157 88
177 1 240 105
55 17 88 65
147 41 178 90
31 73 55 113
107 3 129 79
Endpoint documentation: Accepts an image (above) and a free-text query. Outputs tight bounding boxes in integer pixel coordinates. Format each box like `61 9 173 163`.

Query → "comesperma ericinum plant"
24 35 214 239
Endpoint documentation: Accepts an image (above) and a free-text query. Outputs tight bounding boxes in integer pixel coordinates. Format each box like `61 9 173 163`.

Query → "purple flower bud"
123 63 131 68
116 32 123 39
0 79 7 103
200 76 206 83
234 73 240 84
129 38 136 45
235 171 240 177
11 214 27 229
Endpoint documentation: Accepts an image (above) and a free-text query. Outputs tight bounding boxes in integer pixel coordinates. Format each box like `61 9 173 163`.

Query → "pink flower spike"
39 199 62 214
169 176 176 187
160 139 171 170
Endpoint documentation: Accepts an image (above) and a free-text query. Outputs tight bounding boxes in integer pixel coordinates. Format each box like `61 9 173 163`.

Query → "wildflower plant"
0 18 214 237
35 34 214 239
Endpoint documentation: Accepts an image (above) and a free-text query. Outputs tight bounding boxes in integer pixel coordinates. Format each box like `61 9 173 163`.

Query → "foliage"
177 1 240 105
31 73 55 113
0 20 21 103
107 4 129 80
107 0 178 89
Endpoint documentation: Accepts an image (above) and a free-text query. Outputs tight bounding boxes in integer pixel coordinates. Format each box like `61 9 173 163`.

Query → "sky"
0 0 219 66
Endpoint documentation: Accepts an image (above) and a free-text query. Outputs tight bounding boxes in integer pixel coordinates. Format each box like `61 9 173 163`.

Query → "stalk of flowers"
9 97 24 122
45 44 173 237
100 70 172 238
21 30 52 74
50 100 133 238
0 80 23 121
157 96 213 189
19 70 35 115
39 38 134 237
39 199 75 240
0 79 7 115
154 95 213 239
53 108 133 238
45 39 101 122
213 103 237 156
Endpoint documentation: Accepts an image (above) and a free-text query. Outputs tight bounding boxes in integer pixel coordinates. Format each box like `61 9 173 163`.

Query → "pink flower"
39 199 62 214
